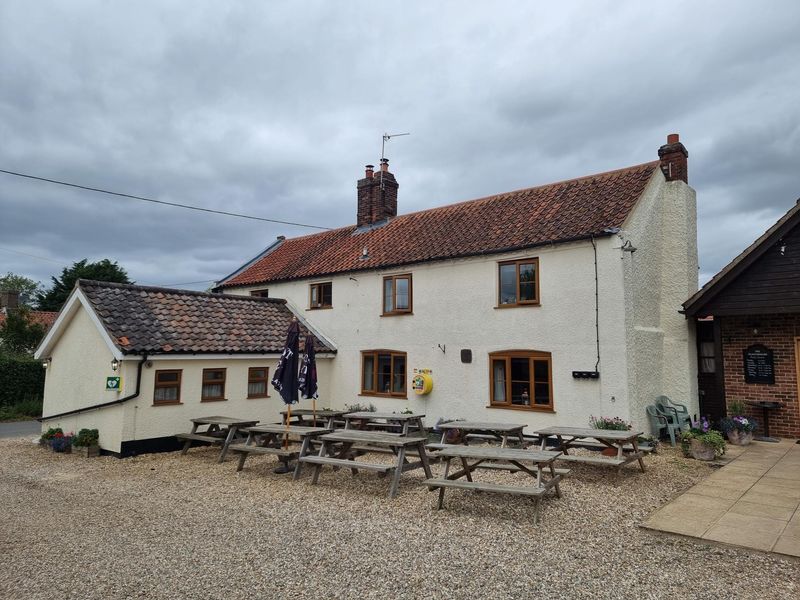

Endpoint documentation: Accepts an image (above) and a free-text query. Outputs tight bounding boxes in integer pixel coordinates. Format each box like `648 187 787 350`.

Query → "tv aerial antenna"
380 132 410 189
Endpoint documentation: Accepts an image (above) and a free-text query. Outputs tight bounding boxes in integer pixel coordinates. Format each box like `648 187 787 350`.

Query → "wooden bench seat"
175 432 224 444
299 455 393 472
425 478 546 496
557 454 625 466
227 444 297 458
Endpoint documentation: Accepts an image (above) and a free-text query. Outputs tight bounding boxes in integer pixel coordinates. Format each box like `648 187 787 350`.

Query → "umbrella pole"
312 398 317 427
284 404 291 449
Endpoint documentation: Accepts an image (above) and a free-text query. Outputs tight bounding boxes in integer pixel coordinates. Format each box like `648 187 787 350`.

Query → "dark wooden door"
697 319 726 422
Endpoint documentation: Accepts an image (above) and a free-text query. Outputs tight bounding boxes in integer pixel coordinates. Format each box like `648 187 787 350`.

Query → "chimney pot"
365 165 374 178
380 158 389 172
0 290 20 310
667 133 679 144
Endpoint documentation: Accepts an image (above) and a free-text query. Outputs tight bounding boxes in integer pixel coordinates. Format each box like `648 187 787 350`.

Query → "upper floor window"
247 367 270 398
489 350 552 411
154 369 182 405
309 282 332 309
383 274 412 315
201 368 226 401
498 258 539 307
249 289 269 298
361 350 407 397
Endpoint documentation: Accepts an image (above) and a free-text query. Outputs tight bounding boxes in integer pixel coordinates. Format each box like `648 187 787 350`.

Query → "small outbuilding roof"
218 161 660 288
76 280 335 355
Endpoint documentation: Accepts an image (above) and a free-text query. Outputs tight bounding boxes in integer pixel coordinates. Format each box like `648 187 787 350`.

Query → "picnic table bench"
425 445 565 524
228 424 330 478
175 416 258 463
280 409 348 429
343 412 425 436
535 426 647 472
299 429 433 498
429 421 528 449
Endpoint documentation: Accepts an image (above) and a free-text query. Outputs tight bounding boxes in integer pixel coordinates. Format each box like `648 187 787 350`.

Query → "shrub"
72 428 99 447
0 355 45 408
40 427 63 444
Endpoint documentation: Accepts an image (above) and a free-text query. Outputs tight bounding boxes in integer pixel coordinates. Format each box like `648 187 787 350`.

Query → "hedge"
0 356 45 406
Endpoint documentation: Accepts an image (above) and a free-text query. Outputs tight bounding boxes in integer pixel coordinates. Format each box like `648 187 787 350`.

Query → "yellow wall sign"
411 369 433 395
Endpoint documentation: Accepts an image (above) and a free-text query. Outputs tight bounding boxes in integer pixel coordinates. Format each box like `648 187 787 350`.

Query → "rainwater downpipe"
38 353 148 422
590 236 601 373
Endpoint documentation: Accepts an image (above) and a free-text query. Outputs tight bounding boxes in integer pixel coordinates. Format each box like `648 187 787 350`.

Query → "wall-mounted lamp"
42 358 52 369
111 358 119 371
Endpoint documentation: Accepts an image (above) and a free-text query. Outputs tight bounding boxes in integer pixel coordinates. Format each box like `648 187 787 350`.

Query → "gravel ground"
1 438 797 600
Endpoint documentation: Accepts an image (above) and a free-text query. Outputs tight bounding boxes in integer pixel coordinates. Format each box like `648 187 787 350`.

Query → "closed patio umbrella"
298 334 319 424
272 319 300 454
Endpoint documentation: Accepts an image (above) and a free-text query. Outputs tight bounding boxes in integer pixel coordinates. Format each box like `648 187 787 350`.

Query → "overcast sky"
1 1 798 293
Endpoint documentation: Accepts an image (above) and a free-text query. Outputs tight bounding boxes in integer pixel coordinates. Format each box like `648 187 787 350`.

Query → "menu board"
743 344 774 384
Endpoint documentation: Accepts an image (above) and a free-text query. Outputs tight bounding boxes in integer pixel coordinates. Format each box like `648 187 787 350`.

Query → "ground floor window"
201 368 226 401
247 367 270 398
154 370 182 405
489 351 552 410
361 350 407 397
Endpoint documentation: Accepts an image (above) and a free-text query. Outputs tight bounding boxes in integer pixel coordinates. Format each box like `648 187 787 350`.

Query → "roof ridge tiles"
77 279 287 304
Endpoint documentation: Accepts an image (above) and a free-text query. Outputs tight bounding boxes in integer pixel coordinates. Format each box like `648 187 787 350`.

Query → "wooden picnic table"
280 409 348 429
175 416 259 463
343 411 425 435
425 445 565 524
228 424 330 478
535 426 646 472
298 430 433 498
432 421 528 449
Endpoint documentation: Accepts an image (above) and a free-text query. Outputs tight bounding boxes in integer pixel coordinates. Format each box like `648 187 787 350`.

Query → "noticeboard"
743 344 774 384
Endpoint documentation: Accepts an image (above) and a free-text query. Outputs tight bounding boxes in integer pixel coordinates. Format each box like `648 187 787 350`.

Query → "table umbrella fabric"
271 319 300 405
298 334 318 400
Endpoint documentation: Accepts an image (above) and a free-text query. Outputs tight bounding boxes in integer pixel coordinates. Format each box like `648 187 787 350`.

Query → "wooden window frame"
497 258 540 307
201 368 227 402
247 366 270 399
309 282 333 309
249 289 269 298
382 274 413 316
488 350 553 411
153 369 182 405
360 350 407 398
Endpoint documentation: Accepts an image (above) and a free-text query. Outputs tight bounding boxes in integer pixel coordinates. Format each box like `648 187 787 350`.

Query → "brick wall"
720 314 800 438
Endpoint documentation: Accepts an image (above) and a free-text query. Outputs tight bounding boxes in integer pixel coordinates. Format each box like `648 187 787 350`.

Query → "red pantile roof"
0 310 59 330
77 280 334 355
219 161 660 288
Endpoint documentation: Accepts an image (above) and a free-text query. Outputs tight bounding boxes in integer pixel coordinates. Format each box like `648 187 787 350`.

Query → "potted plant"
589 415 632 456
49 431 74 453
720 416 757 446
39 427 63 447
72 428 100 457
681 418 726 461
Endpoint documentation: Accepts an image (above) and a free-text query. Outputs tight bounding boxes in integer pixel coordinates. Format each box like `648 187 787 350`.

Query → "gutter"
39 353 148 422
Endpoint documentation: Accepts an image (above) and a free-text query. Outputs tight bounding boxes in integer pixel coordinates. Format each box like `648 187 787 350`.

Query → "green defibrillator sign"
105 376 122 391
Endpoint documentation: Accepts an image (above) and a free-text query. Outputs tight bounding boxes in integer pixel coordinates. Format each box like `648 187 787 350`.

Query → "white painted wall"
41 306 126 451
228 236 633 432
621 172 699 433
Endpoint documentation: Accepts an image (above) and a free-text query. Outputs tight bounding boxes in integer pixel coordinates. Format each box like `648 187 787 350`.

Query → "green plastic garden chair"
655 395 692 431
646 405 678 446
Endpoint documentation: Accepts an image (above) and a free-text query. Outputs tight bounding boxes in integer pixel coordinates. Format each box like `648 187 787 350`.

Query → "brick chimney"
0 290 20 312
356 159 399 227
658 133 688 183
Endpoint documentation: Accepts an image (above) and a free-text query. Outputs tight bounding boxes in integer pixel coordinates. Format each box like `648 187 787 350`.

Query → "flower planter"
727 430 753 446
601 447 618 457
74 445 100 458
689 438 716 461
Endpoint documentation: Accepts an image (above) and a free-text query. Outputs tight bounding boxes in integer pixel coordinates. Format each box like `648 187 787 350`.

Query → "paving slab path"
644 439 800 557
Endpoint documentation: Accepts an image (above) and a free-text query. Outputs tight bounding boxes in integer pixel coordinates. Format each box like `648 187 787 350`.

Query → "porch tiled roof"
220 161 660 287
77 280 334 355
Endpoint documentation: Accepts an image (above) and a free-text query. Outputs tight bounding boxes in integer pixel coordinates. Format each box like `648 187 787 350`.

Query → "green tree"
37 259 132 311
0 307 46 355
0 273 43 308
